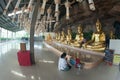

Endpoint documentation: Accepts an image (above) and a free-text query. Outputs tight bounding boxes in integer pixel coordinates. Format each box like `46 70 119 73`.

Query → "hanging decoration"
12 0 22 22
19 5 26 23
47 7 52 20
88 0 95 11
65 0 71 20
54 0 60 17
27 0 34 13
40 0 48 15
56 13 59 22
3 0 13 15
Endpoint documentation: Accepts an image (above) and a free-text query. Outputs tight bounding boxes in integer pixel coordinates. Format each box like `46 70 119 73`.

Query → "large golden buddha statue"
65 28 73 45
84 19 106 51
72 25 84 47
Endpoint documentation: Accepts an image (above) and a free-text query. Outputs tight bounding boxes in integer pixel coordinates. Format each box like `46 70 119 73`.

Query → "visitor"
58 52 72 71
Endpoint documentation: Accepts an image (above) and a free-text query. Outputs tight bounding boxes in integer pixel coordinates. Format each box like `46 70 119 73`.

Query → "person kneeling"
58 52 72 71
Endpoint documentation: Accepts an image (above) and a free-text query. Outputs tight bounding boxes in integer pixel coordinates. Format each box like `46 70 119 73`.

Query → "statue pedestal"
44 41 104 69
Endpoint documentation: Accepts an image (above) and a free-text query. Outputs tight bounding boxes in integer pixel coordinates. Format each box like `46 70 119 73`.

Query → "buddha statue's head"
96 19 102 32
78 25 82 33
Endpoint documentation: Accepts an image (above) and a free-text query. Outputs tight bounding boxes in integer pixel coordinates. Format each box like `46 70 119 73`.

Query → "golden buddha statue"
84 19 106 51
72 25 84 47
46 33 52 41
59 31 66 43
55 32 60 41
65 28 73 45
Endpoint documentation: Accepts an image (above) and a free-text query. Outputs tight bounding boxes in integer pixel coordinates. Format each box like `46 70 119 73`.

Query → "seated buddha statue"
65 28 73 45
59 31 66 43
46 33 52 41
55 32 60 41
83 19 106 51
72 25 84 47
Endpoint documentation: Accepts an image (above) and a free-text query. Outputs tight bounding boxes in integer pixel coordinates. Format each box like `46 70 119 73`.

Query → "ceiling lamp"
88 0 95 11
3 0 13 15
40 0 48 15
65 0 71 20
12 0 22 22
27 0 34 13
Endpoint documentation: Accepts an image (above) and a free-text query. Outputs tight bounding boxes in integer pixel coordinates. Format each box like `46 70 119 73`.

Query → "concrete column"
30 0 40 64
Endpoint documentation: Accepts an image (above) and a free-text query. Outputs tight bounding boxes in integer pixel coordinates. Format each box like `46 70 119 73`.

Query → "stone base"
44 41 104 69
81 56 103 69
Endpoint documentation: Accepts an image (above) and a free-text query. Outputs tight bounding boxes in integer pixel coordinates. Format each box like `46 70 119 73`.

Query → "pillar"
30 0 40 64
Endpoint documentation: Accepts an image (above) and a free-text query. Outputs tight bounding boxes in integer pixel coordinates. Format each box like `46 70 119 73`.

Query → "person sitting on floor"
58 52 72 71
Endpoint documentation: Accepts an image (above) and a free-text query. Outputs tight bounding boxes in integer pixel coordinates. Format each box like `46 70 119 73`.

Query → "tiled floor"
0 40 120 80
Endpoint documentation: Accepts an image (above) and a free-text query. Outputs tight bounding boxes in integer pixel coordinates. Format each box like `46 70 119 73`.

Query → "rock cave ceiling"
0 0 120 32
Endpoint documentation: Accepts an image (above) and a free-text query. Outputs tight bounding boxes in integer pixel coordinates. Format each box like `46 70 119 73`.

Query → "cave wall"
55 0 120 37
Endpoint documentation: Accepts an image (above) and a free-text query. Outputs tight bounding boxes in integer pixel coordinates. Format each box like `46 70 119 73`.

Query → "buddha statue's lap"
72 26 84 47
84 19 106 51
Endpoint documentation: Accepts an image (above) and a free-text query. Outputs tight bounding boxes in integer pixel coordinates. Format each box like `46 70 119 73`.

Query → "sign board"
113 54 120 65
109 39 120 54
